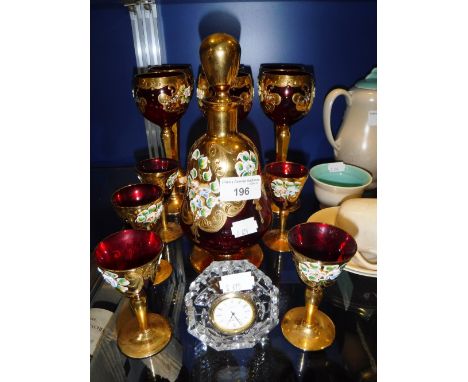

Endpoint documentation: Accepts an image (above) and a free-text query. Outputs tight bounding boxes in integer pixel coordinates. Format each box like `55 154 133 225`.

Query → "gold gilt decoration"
239 91 253 112
292 91 312 112
137 75 186 91
182 145 257 240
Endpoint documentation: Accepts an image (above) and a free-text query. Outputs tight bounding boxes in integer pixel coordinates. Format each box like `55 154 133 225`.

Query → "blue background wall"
90 0 376 169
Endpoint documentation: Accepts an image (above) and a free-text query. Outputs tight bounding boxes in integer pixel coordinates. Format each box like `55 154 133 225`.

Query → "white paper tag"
219 271 255 293
328 162 346 173
368 110 377 126
219 175 261 202
90 308 113 356
231 217 258 238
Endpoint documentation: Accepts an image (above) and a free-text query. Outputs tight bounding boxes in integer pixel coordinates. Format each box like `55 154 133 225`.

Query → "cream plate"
307 207 377 278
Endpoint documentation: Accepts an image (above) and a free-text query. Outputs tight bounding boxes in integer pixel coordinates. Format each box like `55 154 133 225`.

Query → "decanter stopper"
199 33 240 102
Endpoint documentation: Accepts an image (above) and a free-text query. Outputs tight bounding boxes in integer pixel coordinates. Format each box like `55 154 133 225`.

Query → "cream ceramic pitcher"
323 68 377 189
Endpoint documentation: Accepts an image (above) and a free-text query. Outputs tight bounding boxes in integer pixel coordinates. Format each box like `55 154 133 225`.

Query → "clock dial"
211 295 256 334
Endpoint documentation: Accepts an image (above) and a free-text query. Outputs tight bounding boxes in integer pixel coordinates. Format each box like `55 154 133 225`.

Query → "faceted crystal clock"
185 260 279 351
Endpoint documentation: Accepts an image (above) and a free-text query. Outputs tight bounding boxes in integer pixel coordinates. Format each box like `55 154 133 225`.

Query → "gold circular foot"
166 192 183 216
262 229 291 252
281 307 335 351
157 222 183 243
153 259 173 285
271 198 301 214
190 244 264 273
117 313 172 359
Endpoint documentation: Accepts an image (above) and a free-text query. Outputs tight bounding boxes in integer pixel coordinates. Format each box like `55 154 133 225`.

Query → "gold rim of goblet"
93 229 164 275
110 183 164 210
288 222 357 266
264 161 309 178
134 71 187 90
260 71 313 88
136 158 179 178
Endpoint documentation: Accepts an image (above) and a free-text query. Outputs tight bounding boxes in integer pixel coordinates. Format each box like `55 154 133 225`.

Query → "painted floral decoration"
187 149 220 219
177 85 192 104
166 172 178 190
298 262 345 284
135 202 163 225
98 268 130 293
196 88 205 100
235 151 258 177
271 179 302 199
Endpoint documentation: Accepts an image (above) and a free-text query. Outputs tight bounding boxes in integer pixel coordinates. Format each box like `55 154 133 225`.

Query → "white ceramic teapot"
323 68 377 189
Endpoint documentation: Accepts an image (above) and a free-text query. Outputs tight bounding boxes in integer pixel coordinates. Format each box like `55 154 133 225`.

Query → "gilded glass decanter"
181 33 272 272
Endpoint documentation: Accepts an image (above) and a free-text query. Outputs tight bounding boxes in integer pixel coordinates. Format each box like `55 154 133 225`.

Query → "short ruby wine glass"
281 222 357 351
136 157 183 243
93 229 172 358
111 183 172 284
263 161 308 252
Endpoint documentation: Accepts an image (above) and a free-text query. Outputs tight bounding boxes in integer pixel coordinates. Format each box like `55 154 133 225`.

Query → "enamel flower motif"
271 179 301 199
166 172 178 190
196 88 204 100
98 268 130 293
135 202 163 224
178 85 192 104
235 151 258 177
187 149 221 219
298 262 344 283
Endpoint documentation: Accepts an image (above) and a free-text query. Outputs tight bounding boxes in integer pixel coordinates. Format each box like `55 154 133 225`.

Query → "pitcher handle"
323 88 352 151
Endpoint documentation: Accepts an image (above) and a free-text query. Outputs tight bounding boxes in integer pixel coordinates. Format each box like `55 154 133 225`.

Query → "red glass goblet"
259 69 314 161
136 158 183 243
93 229 171 358
282 222 357 351
133 71 191 217
146 64 194 215
111 183 172 284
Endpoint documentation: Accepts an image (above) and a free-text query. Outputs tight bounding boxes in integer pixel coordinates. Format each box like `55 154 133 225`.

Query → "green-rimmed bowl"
309 163 372 207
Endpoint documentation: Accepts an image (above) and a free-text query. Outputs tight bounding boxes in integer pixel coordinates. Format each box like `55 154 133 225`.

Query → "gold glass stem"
129 292 148 332
171 121 180 162
275 124 290 161
160 206 169 231
303 285 324 328
279 209 289 235
161 125 176 159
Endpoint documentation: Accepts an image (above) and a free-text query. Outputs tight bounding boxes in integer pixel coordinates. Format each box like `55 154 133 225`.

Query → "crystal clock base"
281 306 335 351
185 260 279 351
190 244 264 273
117 313 172 359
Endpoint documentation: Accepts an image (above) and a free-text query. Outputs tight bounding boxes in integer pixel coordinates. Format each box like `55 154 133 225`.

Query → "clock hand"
231 312 242 325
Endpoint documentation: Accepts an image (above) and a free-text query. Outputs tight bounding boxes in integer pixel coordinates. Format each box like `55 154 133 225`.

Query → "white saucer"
307 207 377 278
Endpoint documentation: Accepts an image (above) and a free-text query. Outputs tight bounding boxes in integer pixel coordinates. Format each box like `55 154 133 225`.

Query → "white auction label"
220 271 255 293
328 162 346 173
231 217 258 238
368 110 377 126
219 175 261 202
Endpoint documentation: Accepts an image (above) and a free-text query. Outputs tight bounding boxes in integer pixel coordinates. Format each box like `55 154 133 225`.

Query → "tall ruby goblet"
282 222 357 351
146 64 194 215
93 229 172 358
133 71 191 216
